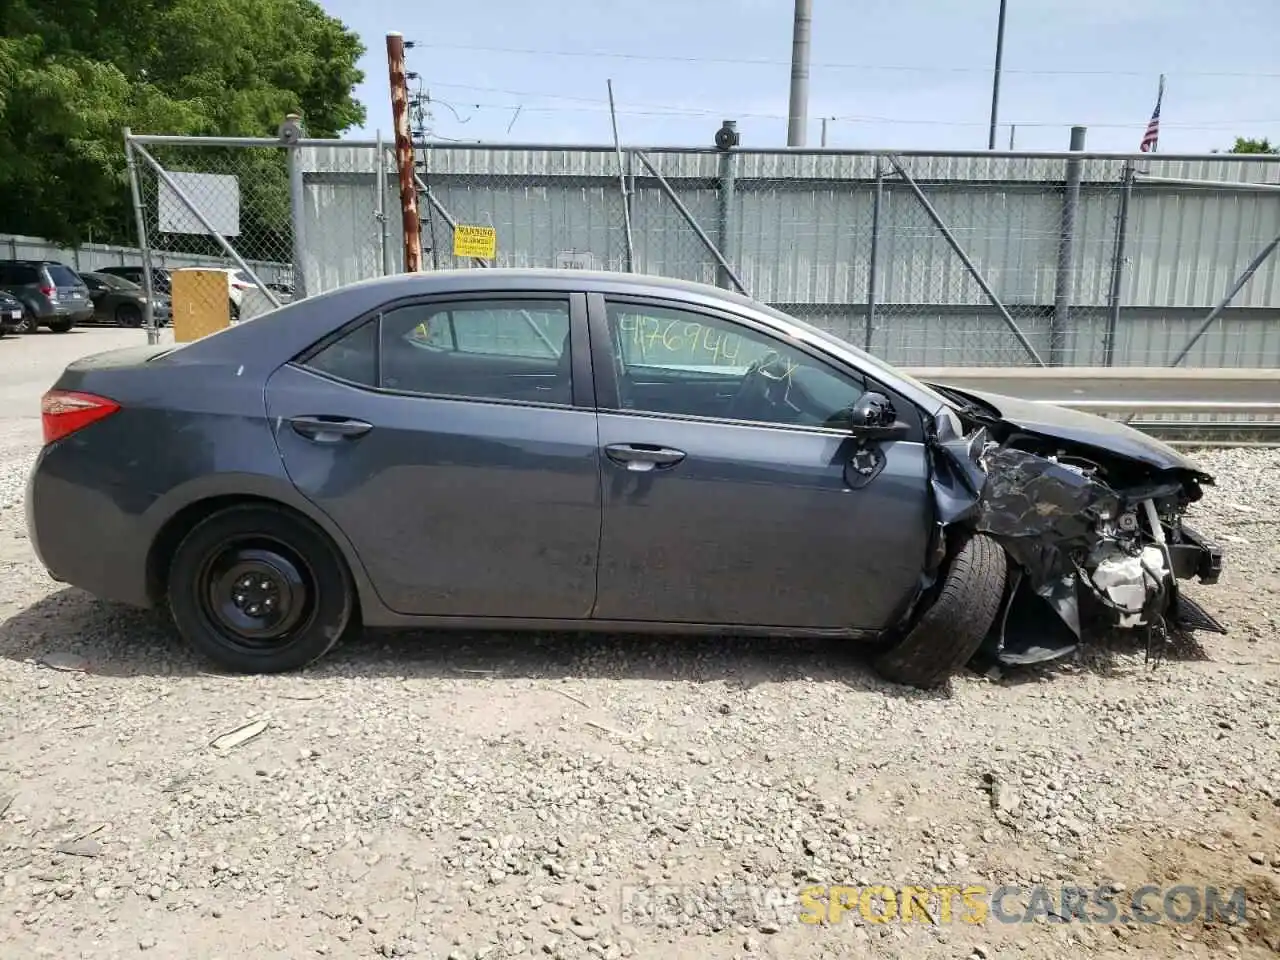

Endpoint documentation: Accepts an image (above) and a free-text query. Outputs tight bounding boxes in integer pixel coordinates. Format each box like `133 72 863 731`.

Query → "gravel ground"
1 329 1278 960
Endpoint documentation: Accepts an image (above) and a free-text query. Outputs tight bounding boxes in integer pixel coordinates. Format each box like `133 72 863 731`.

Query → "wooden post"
386 32 421 272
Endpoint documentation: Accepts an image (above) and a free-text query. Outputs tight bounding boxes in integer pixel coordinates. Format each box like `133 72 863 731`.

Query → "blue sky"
323 0 1279 153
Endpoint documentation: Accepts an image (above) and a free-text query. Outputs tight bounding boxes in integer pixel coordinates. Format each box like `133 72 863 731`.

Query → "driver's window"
604 300 866 429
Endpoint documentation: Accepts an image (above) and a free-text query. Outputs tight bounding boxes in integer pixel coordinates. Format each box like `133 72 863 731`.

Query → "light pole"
786 0 813 147
987 0 1008 150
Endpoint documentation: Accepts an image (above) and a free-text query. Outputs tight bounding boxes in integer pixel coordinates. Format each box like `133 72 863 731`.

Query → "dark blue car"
25 270 1225 686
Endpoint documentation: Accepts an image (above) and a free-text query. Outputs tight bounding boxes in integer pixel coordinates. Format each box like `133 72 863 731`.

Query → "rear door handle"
288 415 373 443
604 443 686 471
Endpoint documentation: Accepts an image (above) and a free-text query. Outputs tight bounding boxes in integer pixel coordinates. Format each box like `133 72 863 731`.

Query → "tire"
229 299 241 322
116 303 142 327
873 532 1008 689
49 319 72 333
19 312 39 334
167 504 358 673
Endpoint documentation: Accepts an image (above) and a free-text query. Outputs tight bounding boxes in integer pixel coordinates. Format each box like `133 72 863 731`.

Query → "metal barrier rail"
905 366 1280 445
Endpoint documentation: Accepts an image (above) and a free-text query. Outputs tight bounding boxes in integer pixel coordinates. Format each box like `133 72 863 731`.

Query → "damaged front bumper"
926 407 1227 668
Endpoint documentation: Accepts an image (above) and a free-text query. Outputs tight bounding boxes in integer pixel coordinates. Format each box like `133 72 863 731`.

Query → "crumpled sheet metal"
974 448 1120 544
971 447 1123 588
930 429 1129 662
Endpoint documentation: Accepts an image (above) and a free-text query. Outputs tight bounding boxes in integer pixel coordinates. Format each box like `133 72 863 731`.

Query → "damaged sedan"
25 269 1224 686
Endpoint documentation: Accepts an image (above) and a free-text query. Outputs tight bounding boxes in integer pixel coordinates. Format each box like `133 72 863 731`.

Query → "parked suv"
0 260 93 332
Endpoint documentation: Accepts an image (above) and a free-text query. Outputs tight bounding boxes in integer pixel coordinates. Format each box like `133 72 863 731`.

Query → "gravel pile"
1 380 1278 958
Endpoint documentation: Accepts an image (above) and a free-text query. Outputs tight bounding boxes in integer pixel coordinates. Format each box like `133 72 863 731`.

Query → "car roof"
330 267 768 308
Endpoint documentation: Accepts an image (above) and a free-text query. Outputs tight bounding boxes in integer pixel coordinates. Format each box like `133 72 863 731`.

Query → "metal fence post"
886 154 1045 366
1103 161 1134 366
122 128 158 345
865 158 884 351
1051 126 1086 365
607 81 635 272
284 115 308 299
375 131 390 275
716 137 736 290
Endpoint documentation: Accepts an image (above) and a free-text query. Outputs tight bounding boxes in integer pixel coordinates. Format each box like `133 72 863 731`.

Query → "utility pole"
386 31 422 272
821 117 828 147
786 0 812 147
987 0 1008 150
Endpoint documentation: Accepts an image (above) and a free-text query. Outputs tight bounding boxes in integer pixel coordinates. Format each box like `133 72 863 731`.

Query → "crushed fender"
924 402 1226 670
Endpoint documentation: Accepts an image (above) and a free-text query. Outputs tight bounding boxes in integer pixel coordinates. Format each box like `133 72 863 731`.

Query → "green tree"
0 0 365 250
1227 137 1277 154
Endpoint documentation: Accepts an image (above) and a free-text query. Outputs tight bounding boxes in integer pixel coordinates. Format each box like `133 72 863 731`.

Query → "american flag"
1140 75 1165 153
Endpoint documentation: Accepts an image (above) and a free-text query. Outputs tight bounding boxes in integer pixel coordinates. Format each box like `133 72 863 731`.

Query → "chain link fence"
124 132 1280 367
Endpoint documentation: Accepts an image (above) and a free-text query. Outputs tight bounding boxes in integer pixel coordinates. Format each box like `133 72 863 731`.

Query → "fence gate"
125 131 301 343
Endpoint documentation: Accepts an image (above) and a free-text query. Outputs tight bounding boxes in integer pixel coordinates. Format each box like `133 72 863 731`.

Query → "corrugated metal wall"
292 145 1280 366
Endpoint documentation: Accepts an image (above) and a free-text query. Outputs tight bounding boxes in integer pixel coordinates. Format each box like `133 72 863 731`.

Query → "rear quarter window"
298 320 378 386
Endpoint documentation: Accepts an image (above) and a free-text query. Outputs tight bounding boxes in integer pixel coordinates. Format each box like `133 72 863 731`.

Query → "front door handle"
604 443 686 471
288 415 373 443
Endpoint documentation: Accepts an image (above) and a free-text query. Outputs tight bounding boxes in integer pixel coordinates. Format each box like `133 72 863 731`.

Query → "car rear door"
587 293 934 631
264 290 602 619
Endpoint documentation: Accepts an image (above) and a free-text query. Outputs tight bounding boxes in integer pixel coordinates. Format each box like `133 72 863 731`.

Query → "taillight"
40 390 121 445
39 285 55 297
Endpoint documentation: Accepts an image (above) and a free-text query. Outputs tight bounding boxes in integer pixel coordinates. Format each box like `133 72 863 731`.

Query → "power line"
410 42 1280 79
422 83 1280 131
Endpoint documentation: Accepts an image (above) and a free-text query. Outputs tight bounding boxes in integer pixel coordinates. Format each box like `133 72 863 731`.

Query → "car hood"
931 384 1210 477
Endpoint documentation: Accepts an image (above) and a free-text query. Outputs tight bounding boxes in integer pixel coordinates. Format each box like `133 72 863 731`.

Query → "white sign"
158 171 241 237
555 251 594 270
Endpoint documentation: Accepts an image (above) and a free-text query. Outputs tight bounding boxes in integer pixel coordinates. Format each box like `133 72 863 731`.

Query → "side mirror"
830 391 910 441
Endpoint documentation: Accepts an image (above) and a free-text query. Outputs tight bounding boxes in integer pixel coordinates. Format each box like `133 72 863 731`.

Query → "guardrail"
905 367 1280 446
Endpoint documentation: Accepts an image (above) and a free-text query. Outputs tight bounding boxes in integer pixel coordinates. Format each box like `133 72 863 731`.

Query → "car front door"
264 291 602 619
588 294 934 631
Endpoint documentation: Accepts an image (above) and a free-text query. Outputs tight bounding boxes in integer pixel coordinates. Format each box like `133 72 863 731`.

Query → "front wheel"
49 319 72 333
873 532 1008 689
167 504 358 673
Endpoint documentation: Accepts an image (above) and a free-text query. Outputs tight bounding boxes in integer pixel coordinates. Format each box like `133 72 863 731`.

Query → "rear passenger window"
299 298 575 407
379 299 572 404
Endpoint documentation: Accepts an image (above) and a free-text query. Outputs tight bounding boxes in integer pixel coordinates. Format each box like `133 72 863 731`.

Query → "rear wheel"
116 303 142 327
873 532 1008 689
19 312 38 334
167 504 358 673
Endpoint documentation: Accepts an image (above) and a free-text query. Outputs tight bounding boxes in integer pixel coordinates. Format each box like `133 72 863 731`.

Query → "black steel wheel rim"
197 538 316 651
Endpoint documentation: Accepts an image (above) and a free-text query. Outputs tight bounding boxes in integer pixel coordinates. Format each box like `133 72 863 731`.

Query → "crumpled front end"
926 408 1226 668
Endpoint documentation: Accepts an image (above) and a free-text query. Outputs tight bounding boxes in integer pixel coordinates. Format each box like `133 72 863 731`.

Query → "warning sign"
453 224 497 259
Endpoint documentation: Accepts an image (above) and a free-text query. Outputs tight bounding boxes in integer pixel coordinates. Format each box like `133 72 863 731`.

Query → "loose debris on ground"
0 332 1277 958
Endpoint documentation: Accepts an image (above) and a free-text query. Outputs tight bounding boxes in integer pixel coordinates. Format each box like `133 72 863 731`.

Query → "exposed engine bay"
923 385 1226 668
